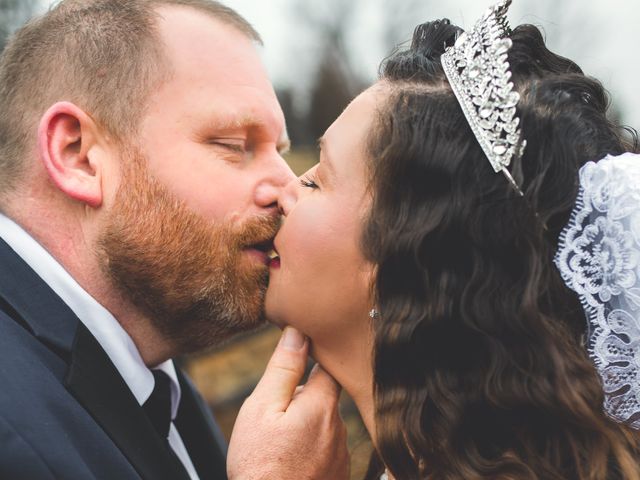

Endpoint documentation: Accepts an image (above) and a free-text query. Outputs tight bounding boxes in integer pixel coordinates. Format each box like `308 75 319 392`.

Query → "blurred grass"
283 147 319 175
184 149 373 479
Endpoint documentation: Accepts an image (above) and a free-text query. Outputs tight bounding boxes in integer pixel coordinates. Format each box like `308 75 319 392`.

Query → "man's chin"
175 315 267 356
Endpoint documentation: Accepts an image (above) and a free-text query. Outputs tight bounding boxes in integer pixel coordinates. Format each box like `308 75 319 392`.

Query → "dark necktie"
143 369 173 441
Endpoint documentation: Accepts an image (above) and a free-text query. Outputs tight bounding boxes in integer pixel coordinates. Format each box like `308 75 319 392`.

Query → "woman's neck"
311 340 405 480
311 338 377 444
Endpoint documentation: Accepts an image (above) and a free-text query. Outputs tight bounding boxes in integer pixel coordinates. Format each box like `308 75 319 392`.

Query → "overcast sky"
39 0 640 129
221 0 640 130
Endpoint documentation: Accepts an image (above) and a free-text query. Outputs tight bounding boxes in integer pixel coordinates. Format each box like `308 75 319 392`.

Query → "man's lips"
244 239 278 266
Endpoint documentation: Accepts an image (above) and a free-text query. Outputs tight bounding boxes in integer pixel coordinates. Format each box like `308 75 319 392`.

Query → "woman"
265 2 640 478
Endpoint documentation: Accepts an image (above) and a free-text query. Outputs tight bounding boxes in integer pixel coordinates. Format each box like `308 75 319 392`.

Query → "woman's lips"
269 243 280 269
269 256 280 269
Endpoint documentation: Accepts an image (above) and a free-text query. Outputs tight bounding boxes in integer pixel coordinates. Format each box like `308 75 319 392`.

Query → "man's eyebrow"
208 114 261 131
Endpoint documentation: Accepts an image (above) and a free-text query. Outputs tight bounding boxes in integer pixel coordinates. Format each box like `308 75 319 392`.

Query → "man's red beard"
96 149 279 354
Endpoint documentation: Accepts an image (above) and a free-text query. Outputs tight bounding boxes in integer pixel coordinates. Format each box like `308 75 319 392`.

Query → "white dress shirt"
0 213 200 480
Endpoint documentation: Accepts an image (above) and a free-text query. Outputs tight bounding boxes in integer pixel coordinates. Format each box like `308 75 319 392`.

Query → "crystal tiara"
441 0 526 195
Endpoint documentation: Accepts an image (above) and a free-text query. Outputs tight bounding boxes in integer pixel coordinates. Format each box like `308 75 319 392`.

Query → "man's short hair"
0 0 261 195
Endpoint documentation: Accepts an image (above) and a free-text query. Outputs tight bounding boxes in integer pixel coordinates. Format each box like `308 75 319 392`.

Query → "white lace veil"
555 152 640 428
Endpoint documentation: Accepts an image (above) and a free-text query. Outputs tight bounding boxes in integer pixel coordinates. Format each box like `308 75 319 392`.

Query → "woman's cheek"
286 199 330 262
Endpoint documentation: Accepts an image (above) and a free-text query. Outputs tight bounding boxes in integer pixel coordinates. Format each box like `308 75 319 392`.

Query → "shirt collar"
0 213 181 419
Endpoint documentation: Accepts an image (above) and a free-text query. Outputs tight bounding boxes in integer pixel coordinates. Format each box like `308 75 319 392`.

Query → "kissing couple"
1 0 639 479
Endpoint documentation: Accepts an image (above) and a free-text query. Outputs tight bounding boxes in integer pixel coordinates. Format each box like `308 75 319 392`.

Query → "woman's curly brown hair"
362 19 640 480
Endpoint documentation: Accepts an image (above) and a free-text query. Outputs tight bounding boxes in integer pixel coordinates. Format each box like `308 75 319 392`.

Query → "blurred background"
2 0 639 477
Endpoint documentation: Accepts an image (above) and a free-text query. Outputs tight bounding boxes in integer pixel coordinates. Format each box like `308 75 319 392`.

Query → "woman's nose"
277 176 300 216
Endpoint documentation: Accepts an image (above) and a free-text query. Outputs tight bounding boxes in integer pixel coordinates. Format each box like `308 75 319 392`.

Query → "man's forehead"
154 5 255 65
150 5 288 150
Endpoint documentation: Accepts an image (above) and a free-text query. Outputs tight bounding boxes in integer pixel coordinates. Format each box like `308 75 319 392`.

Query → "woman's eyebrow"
318 136 336 177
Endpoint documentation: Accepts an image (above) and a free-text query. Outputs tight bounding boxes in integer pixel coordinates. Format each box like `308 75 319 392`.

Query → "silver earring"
369 309 380 319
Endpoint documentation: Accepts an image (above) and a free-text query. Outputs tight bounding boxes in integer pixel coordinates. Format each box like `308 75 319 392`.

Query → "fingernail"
279 327 306 351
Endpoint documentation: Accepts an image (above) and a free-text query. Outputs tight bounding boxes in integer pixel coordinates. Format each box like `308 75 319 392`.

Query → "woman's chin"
264 299 291 335
266 316 287 330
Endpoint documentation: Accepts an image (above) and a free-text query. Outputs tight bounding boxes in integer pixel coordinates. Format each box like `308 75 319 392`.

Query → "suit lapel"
66 324 192 480
176 371 229 480
0 238 77 358
0 239 190 480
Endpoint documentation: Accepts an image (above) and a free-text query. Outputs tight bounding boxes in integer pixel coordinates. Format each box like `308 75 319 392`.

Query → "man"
0 1 348 479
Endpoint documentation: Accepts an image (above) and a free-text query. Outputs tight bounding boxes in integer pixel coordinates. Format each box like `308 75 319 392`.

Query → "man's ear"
37 102 105 208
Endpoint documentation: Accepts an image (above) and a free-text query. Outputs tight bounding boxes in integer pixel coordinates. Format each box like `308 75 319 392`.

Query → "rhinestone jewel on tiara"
441 0 526 195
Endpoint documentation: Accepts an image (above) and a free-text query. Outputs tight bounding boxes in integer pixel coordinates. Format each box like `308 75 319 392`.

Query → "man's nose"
254 152 296 209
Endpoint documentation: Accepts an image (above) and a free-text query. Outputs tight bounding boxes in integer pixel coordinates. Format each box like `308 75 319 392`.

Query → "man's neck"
4 200 175 366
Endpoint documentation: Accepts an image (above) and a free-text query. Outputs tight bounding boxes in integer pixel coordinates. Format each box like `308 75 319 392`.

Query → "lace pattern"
554 153 640 428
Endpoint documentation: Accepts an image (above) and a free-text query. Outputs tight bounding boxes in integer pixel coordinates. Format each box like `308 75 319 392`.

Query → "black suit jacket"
0 238 228 479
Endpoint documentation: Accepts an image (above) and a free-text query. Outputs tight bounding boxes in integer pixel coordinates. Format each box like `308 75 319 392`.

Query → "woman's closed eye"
299 174 319 189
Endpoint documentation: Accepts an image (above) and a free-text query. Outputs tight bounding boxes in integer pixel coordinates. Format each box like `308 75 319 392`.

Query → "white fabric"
554 152 640 428
0 213 200 479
